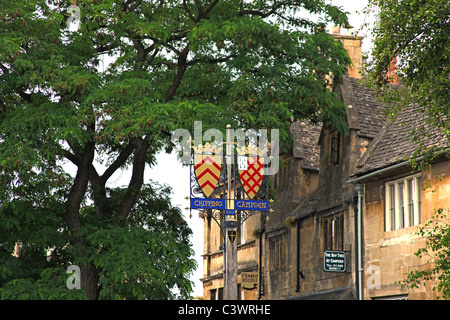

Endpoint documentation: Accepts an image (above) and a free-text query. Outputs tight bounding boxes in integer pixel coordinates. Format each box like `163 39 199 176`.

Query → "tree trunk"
63 142 100 299
81 263 100 300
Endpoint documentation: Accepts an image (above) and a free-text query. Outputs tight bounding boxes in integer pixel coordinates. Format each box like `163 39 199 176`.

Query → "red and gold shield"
239 156 264 199
194 154 222 198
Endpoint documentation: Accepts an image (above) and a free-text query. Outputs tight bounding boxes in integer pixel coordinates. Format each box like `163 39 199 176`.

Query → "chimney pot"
332 26 341 35
330 30 363 79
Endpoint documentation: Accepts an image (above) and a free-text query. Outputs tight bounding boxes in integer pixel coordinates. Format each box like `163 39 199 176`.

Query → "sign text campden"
323 250 346 272
235 199 268 211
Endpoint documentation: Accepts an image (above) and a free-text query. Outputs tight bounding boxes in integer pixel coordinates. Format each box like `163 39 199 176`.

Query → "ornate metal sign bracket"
185 125 275 301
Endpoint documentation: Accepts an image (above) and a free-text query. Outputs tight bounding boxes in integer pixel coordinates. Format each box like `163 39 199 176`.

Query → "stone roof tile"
291 121 322 171
346 77 387 139
356 104 448 175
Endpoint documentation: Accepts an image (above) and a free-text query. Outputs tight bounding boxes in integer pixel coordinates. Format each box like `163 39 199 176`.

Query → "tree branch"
115 137 149 227
63 142 95 235
62 149 80 167
125 0 144 12
239 1 285 18
165 44 190 102
88 162 112 220
182 0 197 22
130 36 147 70
187 53 238 66
100 141 135 184
201 0 220 19
146 48 160 65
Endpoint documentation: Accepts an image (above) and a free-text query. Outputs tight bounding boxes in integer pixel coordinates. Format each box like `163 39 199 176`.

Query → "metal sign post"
224 124 238 300
187 125 273 300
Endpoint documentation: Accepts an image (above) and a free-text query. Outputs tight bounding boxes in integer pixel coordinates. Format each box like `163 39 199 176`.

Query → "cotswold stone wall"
363 160 450 300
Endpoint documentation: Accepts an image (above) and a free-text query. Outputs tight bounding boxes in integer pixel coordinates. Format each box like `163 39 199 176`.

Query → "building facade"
349 103 450 299
200 28 449 300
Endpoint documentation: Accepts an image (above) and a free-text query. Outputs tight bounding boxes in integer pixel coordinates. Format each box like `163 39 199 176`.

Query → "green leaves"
0 268 87 300
86 225 195 300
365 0 449 158
365 0 449 299
400 209 450 299
1 0 352 299
76 183 196 300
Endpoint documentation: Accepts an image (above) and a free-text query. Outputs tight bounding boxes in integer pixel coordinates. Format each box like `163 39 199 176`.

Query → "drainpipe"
352 199 359 299
354 183 364 300
296 218 300 293
258 228 264 300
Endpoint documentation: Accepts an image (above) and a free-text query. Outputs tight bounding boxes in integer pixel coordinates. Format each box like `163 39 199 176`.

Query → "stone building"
263 80 448 300
263 73 391 300
200 27 449 300
348 103 449 300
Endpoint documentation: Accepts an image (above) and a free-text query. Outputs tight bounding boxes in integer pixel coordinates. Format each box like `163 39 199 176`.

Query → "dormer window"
330 132 340 164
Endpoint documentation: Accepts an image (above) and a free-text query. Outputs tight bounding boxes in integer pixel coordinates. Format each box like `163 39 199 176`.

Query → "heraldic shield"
239 156 264 199
194 153 222 198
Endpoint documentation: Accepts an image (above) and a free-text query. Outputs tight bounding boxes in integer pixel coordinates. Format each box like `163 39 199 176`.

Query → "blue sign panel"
235 199 269 211
225 209 235 216
190 198 226 210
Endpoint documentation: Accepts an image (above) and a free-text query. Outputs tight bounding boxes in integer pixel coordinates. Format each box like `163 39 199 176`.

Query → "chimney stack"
330 26 363 79
385 56 398 85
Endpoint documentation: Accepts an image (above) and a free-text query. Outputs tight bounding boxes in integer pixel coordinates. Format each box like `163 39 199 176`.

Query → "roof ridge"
342 77 360 131
356 117 394 170
341 77 388 139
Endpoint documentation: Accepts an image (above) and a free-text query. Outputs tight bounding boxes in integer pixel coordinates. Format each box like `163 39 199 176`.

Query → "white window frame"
385 174 422 231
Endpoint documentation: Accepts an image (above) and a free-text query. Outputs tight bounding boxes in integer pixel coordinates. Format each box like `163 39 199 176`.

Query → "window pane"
389 185 395 230
280 237 286 269
398 182 404 228
331 219 335 249
386 176 423 231
331 135 339 164
408 179 414 226
210 289 217 300
417 177 422 224
324 215 344 250
275 240 279 270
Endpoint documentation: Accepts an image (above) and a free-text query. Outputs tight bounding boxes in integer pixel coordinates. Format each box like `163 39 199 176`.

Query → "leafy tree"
399 208 450 299
0 0 351 299
0 182 195 299
363 0 449 168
